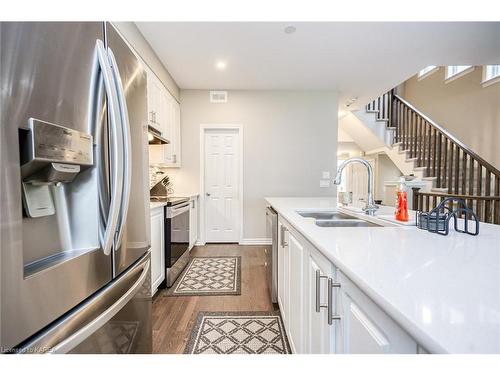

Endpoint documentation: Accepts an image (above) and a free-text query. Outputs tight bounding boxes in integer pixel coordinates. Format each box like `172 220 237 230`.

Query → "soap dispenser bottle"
395 177 409 222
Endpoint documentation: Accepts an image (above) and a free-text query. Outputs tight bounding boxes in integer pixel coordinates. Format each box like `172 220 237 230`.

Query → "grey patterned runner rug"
184 311 291 354
166 256 241 296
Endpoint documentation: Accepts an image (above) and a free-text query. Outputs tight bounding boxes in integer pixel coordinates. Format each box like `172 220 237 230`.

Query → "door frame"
199 124 244 245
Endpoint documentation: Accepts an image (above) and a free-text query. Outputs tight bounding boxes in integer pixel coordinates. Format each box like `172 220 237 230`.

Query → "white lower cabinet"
150 206 165 295
287 230 305 353
305 246 336 354
336 271 418 354
276 214 419 354
277 221 290 330
189 197 198 250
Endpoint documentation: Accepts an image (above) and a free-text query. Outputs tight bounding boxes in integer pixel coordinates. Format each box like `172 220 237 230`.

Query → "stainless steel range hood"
148 126 170 145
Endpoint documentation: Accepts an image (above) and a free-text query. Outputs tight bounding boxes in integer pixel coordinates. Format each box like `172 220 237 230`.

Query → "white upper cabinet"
144 63 181 168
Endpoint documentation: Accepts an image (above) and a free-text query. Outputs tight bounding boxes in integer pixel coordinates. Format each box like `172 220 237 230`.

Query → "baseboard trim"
239 238 272 245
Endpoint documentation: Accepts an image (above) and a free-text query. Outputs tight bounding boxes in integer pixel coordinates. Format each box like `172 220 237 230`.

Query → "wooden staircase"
367 90 500 224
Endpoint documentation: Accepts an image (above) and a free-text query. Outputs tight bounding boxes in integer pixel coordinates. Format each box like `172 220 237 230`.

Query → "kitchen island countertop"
265 197 500 354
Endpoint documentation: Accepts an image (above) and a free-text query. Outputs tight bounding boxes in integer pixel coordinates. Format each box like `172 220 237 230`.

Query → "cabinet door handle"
280 225 288 247
327 278 342 325
315 270 329 312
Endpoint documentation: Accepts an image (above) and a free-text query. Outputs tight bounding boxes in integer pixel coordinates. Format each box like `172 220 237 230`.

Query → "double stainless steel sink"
296 210 381 227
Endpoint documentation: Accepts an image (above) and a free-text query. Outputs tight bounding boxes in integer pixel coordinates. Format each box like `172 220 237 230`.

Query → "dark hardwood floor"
152 244 275 354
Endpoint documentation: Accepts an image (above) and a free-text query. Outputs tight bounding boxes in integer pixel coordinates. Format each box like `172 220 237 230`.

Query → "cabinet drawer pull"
327 278 342 325
315 269 329 312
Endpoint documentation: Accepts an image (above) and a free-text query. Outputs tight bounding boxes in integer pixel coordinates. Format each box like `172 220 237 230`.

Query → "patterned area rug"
167 256 241 296
184 312 290 354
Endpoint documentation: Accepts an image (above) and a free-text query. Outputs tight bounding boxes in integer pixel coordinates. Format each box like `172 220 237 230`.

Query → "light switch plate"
320 179 330 188
322 171 330 179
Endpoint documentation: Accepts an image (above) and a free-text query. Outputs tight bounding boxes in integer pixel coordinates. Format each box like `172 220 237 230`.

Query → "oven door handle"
170 204 190 217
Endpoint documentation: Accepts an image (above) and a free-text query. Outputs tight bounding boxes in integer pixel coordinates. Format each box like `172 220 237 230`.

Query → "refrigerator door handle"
17 257 150 354
95 39 124 256
107 48 132 250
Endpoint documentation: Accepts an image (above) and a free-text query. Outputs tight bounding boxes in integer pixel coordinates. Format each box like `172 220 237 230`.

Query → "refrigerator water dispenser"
19 118 93 218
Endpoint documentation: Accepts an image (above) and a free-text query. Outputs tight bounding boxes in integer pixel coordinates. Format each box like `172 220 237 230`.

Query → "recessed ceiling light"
284 25 296 34
215 60 227 71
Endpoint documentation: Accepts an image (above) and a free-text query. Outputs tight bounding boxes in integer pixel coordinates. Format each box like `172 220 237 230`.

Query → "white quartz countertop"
265 197 500 354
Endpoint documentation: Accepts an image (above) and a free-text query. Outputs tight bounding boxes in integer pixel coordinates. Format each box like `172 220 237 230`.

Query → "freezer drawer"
16 253 152 354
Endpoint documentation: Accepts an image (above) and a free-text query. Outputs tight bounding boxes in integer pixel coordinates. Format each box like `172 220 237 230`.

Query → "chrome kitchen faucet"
333 157 379 216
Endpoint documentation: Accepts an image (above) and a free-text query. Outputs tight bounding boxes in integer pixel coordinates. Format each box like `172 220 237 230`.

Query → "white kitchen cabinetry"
287 230 305 353
305 245 336 354
150 206 165 295
336 271 417 354
276 214 419 355
277 218 306 353
189 196 198 250
277 221 290 329
145 65 181 168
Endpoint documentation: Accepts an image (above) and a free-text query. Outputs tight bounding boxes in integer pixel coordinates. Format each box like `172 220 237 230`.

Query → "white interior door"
204 128 241 243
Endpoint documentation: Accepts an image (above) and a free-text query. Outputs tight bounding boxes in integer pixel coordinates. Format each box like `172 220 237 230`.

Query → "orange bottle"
395 177 409 222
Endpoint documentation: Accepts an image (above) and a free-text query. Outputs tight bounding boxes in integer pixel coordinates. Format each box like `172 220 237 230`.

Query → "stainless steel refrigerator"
0 22 152 353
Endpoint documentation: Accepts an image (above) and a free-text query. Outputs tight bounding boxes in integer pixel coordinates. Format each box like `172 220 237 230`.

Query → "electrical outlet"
320 179 330 188
322 171 330 179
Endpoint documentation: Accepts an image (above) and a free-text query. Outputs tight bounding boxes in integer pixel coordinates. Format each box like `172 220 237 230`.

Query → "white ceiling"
136 22 500 109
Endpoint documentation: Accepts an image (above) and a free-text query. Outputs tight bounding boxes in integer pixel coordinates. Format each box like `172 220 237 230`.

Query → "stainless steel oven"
162 199 191 288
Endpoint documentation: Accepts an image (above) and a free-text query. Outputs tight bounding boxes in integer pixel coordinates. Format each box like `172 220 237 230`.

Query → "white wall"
174 90 338 240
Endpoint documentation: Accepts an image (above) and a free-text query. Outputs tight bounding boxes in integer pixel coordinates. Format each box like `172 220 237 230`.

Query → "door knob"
206 192 211 196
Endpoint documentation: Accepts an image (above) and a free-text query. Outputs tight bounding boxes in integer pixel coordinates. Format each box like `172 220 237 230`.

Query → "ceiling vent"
209 91 228 103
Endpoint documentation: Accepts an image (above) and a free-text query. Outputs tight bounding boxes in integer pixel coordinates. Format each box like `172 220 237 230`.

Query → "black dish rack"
416 197 479 236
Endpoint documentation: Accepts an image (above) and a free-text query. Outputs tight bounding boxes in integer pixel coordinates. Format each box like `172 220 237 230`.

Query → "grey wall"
402 67 500 170
112 22 180 101
174 90 338 240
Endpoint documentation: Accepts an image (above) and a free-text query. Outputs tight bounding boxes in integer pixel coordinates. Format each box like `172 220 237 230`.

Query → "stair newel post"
412 187 421 212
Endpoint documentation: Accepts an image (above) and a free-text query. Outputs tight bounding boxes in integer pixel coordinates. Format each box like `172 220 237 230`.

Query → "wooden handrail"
393 94 500 178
